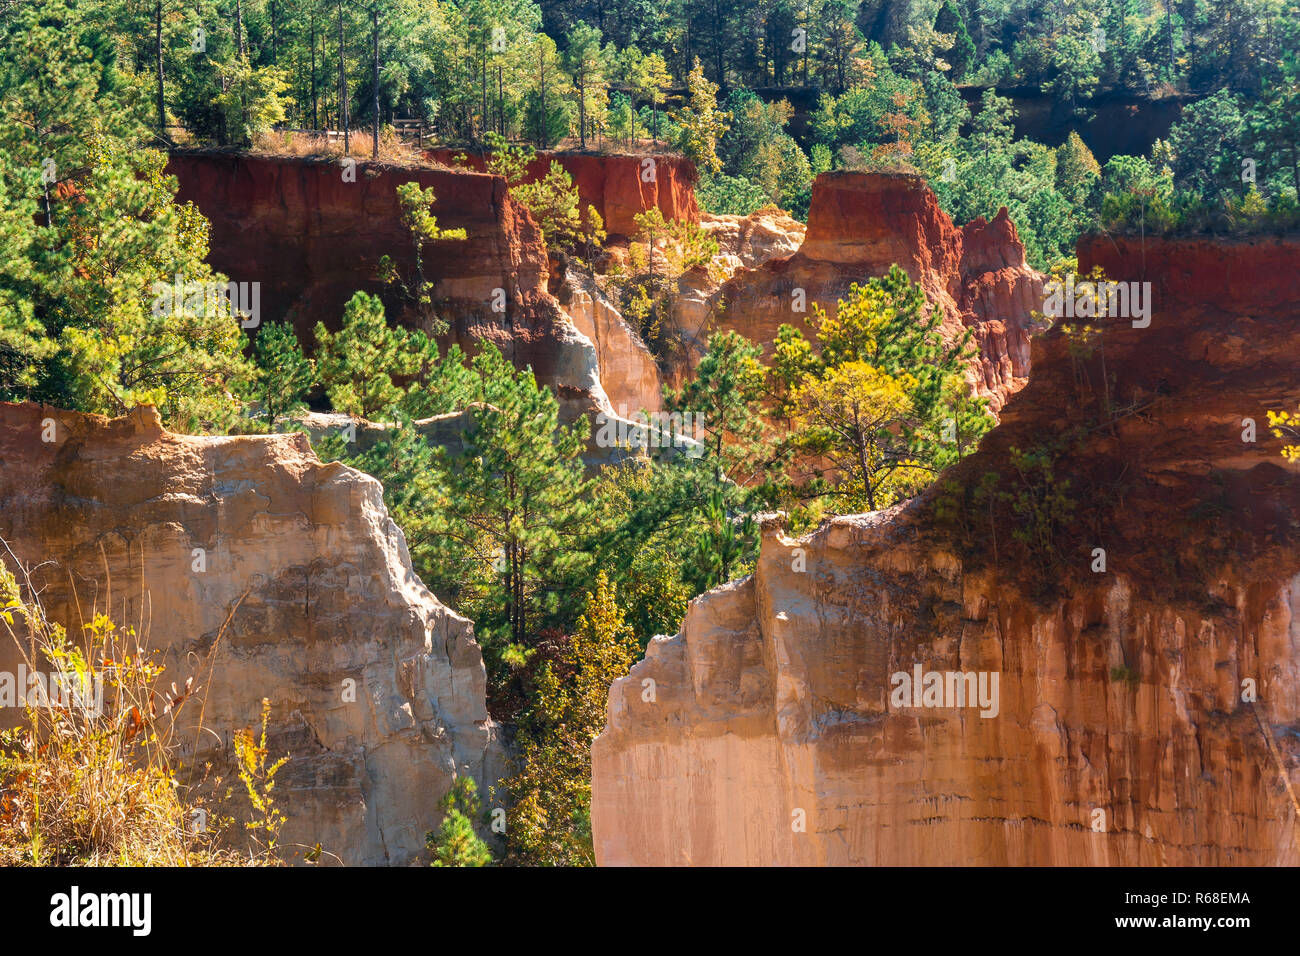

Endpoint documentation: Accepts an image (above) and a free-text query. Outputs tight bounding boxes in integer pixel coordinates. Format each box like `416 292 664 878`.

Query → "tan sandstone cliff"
0 402 504 865
592 232 1300 866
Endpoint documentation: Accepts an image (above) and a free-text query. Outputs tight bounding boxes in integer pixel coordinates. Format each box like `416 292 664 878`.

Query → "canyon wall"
423 149 700 237
167 150 668 429
168 155 1034 428
592 233 1300 866
168 151 577 383
0 401 504 865
690 172 1042 411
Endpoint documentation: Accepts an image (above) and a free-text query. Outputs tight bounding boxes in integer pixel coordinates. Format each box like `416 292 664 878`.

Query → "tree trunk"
372 4 379 159
712 0 723 83
311 16 318 128
155 1 165 137
1165 4 1175 72
577 69 586 147
338 1 348 152
857 431 877 511
802 0 809 86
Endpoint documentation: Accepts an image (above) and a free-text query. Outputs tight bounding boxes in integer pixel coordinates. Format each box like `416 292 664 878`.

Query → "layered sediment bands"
700 208 806 269
166 151 590 390
168 151 543 333
0 402 503 865
592 235 1300 867
424 149 700 237
558 271 664 414
167 150 688 448
701 172 1042 411
671 207 808 350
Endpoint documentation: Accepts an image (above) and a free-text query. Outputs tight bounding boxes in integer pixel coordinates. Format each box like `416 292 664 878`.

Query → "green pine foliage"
0 0 251 429
250 322 315 427
12 0 1299 870
420 344 599 706
314 292 451 420
773 266 994 511
426 778 493 867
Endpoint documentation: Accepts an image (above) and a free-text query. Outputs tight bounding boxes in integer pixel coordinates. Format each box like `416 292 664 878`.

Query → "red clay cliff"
702 172 1043 410
593 231 1300 866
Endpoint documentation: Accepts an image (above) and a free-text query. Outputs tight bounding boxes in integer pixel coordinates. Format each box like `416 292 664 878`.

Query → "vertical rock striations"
592 234 1300 866
0 402 503 865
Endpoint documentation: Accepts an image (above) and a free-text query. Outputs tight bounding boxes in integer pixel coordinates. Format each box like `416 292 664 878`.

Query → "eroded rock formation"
558 271 664 415
0 402 504 865
592 233 1300 866
688 172 1043 411
167 151 583 384
167 150 647 462
424 149 700 238
168 154 1040 446
700 207 807 270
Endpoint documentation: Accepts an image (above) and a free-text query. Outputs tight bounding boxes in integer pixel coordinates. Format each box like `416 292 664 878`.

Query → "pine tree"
1055 131 1102 206
631 50 671 144
1245 61 1300 201
671 58 730 175
933 0 975 80
377 182 466 337
511 162 585 251
423 343 598 695
504 571 640 865
426 778 493 867
0 0 250 427
790 360 912 512
776 266 991 512
665 330 772 491
562 22 610 148
252 321 315 426
314 291 438 419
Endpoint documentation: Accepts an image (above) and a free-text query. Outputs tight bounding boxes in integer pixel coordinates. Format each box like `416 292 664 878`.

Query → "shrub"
0 559 285 866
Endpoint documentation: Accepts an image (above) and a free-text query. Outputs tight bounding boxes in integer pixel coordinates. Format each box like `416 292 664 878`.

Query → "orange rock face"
703 172 1042 411
0 402 504 865
592 234 1300 866
166 150 642 449
167 151 566 369
424 149 700 238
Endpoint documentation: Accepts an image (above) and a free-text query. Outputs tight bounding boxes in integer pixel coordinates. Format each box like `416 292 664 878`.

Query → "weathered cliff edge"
689 172 1043 411
592 233 1300 866
167 151 578 383
167 150 671 434
166 156 1033 426
423 148 700 238
0 402 503 865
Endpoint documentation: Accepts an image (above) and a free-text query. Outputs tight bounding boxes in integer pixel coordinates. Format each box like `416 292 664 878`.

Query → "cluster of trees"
29 0 1295 262
1092 78 1300 235
302 263 991 864
0 0 251 430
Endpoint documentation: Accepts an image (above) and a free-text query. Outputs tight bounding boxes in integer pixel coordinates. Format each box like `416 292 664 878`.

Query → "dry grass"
251 125 427 165
0 553 296 866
